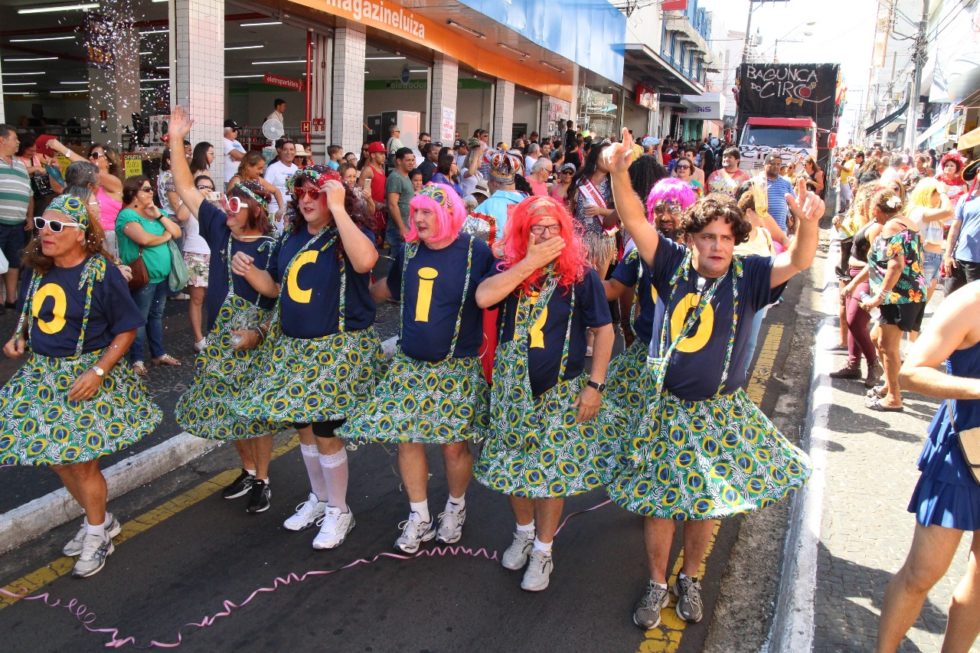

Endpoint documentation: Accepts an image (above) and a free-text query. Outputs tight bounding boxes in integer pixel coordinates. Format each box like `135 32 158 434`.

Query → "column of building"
86 3 140 151
492 79 515 146
170 0 224 179
331 20 366 153
429 53 458 143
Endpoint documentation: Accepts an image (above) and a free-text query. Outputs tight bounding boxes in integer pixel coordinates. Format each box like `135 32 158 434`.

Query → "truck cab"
738 117 817 175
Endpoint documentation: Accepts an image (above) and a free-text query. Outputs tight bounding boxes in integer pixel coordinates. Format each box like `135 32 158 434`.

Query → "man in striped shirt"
0 125 33 308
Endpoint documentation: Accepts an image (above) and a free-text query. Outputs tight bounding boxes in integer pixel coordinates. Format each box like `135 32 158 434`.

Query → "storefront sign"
440 107 455 144
546 97 571 126
301 120 311 134
287 0 571 100
263 74 304 92
680 93 724 120
635 83 657 110
662 0 688 10
123 154 143 178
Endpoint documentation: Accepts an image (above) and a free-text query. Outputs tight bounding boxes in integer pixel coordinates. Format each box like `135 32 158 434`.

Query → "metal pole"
904 0 929 153
741 0 757 62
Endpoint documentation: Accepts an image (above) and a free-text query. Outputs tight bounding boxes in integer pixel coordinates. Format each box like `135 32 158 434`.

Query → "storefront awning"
916 104 960 147
864 101 908 137
623 43 704 96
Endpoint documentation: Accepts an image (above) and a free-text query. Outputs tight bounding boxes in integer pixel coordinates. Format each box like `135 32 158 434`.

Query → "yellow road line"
638 323 784 652
0 434 299 610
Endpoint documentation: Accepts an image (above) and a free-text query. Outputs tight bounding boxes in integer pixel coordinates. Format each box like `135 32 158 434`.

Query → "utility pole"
741 1 757 63
904 0 929 153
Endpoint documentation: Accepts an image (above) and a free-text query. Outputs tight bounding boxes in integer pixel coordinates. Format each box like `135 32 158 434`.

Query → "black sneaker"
222 469 254 499
246 479 271 514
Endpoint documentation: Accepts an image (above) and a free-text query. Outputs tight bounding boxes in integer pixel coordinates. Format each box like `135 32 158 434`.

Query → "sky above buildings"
700 0 880 142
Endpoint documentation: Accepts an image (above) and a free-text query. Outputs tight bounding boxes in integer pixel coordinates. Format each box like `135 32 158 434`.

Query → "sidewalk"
778 249 977 653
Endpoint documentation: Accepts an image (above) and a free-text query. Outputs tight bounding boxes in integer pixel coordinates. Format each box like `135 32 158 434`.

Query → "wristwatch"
92 365 105 378
586 379 606 393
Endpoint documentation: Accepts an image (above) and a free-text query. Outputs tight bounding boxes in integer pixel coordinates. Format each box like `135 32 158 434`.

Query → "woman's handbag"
166 239 190 293
948 400 980 485
127 248 149 291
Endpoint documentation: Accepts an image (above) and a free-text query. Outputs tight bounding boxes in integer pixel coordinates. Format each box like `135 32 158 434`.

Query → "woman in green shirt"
115 175 182 375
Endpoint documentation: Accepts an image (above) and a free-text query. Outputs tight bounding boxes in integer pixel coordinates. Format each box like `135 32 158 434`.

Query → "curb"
0 336 400 557
0 432 219 556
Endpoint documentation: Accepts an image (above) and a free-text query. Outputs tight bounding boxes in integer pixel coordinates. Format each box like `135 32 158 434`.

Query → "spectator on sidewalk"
876 280 980 653
386 147 416 258
943 161 980 293
0 124 32 308
223 120 246 186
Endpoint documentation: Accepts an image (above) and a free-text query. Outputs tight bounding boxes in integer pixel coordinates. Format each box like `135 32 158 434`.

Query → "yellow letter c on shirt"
669 292 714 354
287 250 318 304
32 283 68 335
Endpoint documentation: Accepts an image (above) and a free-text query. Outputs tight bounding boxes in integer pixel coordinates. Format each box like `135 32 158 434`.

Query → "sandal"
132 361 148 377
152 354 182 367
866 385 885 399
866 396 903 412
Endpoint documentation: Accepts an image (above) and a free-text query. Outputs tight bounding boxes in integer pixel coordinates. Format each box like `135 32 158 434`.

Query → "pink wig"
502 195 588 292
406 183 467 246
645 177 697 223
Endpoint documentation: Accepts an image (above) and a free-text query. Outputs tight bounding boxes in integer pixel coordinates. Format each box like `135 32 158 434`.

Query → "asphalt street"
0 251 814 653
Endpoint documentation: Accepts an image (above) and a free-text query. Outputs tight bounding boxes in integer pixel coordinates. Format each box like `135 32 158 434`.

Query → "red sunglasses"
293 186 323 201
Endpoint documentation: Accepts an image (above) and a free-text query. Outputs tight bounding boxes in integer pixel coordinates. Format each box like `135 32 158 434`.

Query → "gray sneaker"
394 511 435 554
501 529 535 570
673 575 704 623
71 531 114 578
520 549 554 592
435 507 466 544
633 581 670 630
63 514 122 557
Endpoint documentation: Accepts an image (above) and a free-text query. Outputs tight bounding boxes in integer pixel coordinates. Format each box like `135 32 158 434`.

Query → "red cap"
367 141 386 154
35 134 58 157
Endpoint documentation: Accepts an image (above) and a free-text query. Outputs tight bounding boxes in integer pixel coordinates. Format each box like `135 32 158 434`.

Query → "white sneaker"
71 531 114 578
312 506 355 550
395 511 436 553
520 549 554 592
193 338 207 353
63 513 122 557
436 506 466 544
283 493 327 531
501 529 535 570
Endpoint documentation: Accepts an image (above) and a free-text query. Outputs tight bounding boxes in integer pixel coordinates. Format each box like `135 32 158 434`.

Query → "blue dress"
908 341 980 531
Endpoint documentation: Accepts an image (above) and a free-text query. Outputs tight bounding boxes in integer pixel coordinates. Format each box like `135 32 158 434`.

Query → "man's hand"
600 128 636 174
231 329 262 351
168 106 194 142
573 385 602 423
785 177 824 226
3 336 25 359
523 234 564 269
942 254 957 277
324 180 346 213
67 369 102 402
117 264 133 282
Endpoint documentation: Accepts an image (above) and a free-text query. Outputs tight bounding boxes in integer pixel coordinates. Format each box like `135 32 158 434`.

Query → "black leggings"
293 419 346 439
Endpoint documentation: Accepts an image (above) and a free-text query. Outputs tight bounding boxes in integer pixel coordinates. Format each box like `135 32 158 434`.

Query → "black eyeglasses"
34 217 83 232
139 185 153 193
89 152 105 159
197 185 215 192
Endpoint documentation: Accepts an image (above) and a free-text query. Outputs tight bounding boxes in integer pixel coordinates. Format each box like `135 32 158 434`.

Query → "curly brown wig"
681 193 752 245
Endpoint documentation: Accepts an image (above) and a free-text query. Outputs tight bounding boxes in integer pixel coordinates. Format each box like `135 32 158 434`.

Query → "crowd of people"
0 110 977 650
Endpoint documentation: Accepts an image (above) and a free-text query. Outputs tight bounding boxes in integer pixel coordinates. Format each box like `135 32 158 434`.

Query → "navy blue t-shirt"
610 247 664 348
273 226 376 338
645 237 783 400
497 268 611 397
387 235 495 361
20 258 144 358
198 201 280 331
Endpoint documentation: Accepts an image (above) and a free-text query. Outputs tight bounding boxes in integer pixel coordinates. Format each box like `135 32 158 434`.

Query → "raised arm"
166 107 204 216
603 129 659 265
769 178 824 288
900 283 980 400
326 180 378 273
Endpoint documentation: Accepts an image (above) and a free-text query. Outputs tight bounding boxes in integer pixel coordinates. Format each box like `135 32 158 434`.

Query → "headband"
231 182 269 211
287 165 341 194
417 184 454 212
46 195 89 228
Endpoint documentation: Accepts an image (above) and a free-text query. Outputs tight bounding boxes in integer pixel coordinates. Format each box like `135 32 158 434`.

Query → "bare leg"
509 495 535 527
234 440 256 471
251 434 274 481
532 498 565 544
680 519 717 578
942 531 980 653
644 517 676 584
876 523 963 653
4 268 20 306
879 324 904 408
441 442 473 499
188 285 206 343
398 442 429 503
51 461 108 525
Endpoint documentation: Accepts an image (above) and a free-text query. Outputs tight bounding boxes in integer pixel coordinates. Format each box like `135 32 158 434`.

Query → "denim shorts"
922 251 941 284
0 222 28 269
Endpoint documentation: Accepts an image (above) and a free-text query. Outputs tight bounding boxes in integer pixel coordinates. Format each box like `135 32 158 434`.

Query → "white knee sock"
532 537 552 554
445 494 465 512
85 519 106 537
300 443 328 501
516 520 535 534
319 449 349 512
410 500 430 522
